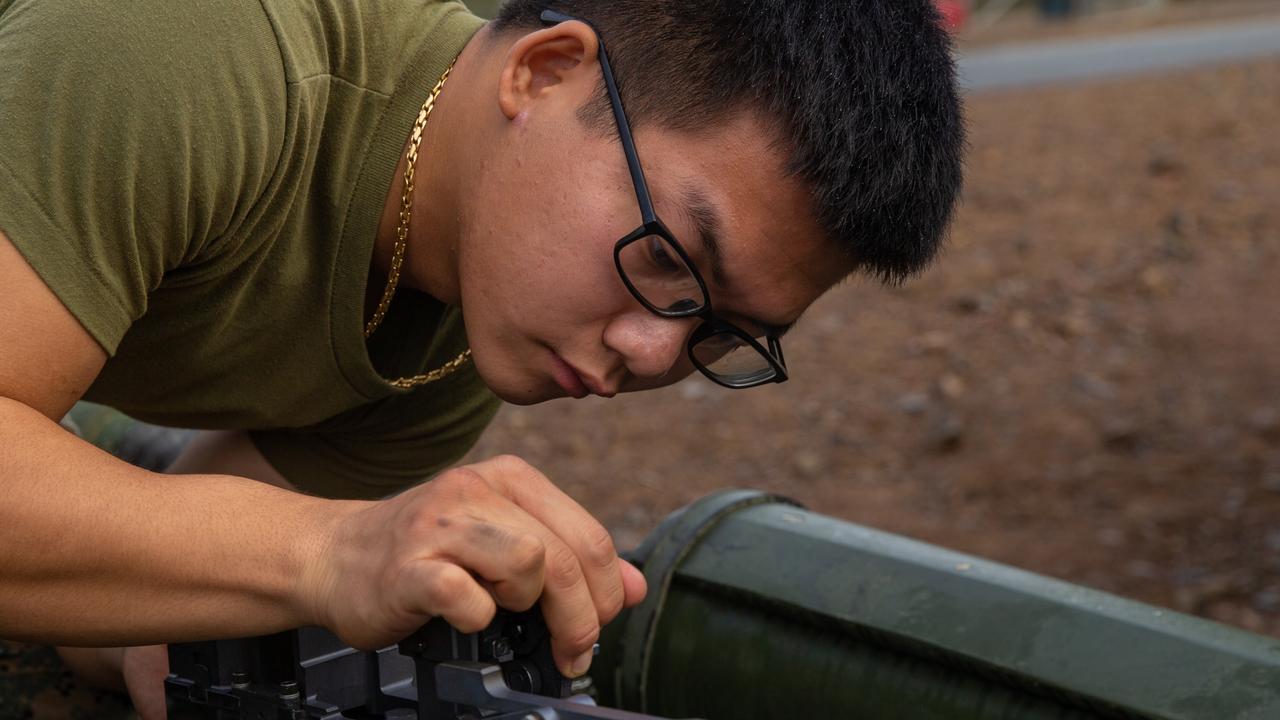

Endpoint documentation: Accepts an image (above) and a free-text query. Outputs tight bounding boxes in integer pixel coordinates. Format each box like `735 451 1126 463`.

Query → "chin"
471 358 558 406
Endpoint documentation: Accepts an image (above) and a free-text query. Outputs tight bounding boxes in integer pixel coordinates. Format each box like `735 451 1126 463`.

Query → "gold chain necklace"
365 59 472 390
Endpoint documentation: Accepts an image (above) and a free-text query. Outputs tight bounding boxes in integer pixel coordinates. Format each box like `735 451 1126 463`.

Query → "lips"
550 351 617 399
549 351 589 399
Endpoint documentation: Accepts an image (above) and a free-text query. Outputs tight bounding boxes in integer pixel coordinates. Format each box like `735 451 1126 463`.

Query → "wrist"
292 497 371 629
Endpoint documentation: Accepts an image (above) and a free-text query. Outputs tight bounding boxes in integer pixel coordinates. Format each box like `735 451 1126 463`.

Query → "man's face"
456 108 847 405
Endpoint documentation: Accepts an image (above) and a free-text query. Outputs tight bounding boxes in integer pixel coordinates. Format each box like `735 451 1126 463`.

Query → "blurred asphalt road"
959 16 1280 92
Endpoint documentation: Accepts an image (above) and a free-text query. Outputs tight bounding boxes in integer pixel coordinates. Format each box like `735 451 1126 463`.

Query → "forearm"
0 397 356 646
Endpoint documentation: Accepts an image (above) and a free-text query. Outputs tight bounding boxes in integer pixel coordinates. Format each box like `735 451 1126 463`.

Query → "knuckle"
492 454 544 481
452 595 497 634
544 543 584 590
598 582 626 624
429 563 474 602
580 524 618 571
508 533 547 575
562 622 601 657
438 467 489 498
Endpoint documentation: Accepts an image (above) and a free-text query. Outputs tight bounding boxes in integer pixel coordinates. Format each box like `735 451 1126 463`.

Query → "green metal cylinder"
594 490 1280 720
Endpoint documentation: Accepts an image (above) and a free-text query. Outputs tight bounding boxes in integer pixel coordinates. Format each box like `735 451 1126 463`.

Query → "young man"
0 0 963 714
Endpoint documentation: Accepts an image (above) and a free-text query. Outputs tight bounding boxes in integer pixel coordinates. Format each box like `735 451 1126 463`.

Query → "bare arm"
2 225 644 690
0 230 339 645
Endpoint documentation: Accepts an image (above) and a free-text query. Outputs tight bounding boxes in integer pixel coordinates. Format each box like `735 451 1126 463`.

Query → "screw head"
487 637 511 659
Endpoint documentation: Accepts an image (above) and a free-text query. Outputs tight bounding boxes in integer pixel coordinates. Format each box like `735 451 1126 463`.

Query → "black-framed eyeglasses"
540 10 788 390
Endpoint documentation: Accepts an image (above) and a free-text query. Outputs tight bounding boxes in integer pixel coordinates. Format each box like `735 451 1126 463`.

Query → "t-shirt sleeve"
0 0 284 354
249 364 503 500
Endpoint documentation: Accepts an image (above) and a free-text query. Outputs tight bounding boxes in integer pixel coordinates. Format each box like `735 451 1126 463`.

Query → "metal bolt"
230 672 250 689
487 637 511 659
278 680 300 700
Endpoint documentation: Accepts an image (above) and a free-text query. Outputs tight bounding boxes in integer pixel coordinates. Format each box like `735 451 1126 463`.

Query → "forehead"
632 111 851 320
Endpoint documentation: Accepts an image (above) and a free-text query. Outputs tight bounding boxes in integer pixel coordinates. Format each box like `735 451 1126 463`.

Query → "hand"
304 455 648 678
121 644 170 720
55 644 170 719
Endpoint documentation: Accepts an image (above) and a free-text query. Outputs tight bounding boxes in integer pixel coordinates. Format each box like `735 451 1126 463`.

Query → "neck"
372 26 491 308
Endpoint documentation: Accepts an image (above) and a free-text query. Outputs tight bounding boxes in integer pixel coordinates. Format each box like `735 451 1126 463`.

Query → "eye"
646 236 682 274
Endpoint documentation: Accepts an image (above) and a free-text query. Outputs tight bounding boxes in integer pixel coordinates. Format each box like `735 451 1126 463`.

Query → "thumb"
620 560 648 608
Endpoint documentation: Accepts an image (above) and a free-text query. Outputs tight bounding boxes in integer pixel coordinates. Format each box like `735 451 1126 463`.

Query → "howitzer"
164 606 696 720
165 489 1280 720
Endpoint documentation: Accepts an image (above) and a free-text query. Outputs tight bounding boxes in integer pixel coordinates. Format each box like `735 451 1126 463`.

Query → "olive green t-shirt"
0 0 501 499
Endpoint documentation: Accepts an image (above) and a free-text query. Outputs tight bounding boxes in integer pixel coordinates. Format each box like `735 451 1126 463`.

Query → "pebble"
1140 266 1172 295
1101 417 1142 452
937 373 967 400
927 413 965 454
896 392 930 415
794 451 826 478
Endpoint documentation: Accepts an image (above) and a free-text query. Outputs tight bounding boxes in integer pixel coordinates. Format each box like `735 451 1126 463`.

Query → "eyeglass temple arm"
539 10 658 224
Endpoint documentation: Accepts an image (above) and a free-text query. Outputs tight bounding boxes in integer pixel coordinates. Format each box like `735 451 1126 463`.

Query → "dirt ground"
962 0 1280 47
468 51 1280 637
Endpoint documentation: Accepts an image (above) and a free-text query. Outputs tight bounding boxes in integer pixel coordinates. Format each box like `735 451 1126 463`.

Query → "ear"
497 20 601 121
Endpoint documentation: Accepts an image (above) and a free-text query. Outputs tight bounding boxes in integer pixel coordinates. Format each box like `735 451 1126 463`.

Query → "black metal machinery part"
164 607 700 720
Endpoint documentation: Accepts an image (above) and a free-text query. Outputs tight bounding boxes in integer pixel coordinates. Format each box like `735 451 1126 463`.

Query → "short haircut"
492 0 966 282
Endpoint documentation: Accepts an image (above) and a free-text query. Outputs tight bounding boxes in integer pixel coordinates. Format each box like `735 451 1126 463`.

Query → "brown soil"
468 54 1280 636
961 0 1280 48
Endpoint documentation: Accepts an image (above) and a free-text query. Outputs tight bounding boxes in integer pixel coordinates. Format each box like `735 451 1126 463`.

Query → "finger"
537 536 602 677
395 559 497 634
434 517 546 612
122 644 170 720
475 457 629 626
619 560 648 608
442 491 599 677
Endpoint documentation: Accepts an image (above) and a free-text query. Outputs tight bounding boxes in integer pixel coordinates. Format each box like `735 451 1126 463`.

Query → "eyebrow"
680 185 798 339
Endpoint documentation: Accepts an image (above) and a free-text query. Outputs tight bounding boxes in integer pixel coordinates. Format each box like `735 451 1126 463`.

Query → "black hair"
492 0 965 282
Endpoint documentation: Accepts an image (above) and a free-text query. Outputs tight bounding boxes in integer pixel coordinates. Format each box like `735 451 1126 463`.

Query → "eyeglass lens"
617 234 778 385
616 234 706 313
691 330 778 386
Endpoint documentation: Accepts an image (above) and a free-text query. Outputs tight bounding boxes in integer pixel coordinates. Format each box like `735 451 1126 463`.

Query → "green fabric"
0 0 500 499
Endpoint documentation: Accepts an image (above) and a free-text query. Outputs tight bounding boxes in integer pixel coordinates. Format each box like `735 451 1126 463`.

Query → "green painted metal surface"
596 490 1280 719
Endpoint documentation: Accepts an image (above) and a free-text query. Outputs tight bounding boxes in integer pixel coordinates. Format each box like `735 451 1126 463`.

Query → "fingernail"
571 648 594 676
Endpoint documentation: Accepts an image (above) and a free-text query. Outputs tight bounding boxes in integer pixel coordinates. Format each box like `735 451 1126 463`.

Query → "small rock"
794 450 826 478
926 413 965 454
1053 313 1092 338
950 295 983 315
1140 266 1172 295
913 330 952 354
1101 417 1142 453
1072 373 1116 400
896 392 930 415
679 379 711 400
1147 150 1184 176
937 373 966 400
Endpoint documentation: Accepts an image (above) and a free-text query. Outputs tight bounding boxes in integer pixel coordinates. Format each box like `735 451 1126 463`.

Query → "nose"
602 309 699 380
